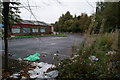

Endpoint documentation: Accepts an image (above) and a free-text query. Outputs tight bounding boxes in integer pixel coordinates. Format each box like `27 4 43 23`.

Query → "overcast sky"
19 0 97 24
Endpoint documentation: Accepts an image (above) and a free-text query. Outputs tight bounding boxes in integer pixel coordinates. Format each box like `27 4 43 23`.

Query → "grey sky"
19 0 97 24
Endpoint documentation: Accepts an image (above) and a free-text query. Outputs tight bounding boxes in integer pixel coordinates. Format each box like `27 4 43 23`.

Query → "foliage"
95 2 119 32
64 19 74 32
9 2 22 25
78 13 91 33
71 20 79 32
56 29 119 79
54 2 119 33
2 1 22 28
53 11 91 33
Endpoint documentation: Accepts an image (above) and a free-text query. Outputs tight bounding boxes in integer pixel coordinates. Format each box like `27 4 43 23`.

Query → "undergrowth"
56 21 120 79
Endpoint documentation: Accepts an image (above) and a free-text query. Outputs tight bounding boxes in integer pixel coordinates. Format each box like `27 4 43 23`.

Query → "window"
23 28 30 33
40 27 45 32
32 28 38 32
11 28 20 33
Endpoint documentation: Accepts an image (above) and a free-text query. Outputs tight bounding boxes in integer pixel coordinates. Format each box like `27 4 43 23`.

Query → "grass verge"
9 34 67 39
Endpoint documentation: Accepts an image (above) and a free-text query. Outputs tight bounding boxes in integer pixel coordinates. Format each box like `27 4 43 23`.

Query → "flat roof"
16 20 52 26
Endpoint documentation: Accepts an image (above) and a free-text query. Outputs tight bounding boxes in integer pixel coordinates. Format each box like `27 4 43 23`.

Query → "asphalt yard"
1 34 84 64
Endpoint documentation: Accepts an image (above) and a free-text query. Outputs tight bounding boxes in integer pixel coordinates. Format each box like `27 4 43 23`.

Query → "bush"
56 29 119 79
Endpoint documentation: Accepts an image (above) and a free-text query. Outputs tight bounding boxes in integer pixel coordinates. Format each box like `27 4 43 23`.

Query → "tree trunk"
3 2 10 72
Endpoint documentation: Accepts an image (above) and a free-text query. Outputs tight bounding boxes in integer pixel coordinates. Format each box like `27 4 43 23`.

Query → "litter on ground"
17 58 22 61
89 56 99 61
54 54 58 56
24 53 40 61
71 54 79 59
51 43 56 45
106 51 116 55
45 70 58 78
28 62 57 79
9 62 58 79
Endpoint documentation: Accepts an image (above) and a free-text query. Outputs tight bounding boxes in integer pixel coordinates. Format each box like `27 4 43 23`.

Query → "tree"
54 21 59 32
54 11 73 32
64 11 73 20
53 11 92 33
64 20 74 32
95 2 119 32
3 2 10 72
2 1 22 72
2 1 22 33
9 2 22 25
71 20 79 33
78 13 91 33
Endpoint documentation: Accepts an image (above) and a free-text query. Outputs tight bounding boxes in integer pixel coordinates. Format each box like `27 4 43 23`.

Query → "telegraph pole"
3 2 10 72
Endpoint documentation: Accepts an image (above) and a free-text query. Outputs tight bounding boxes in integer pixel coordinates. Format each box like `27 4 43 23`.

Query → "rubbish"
113 61 119 65
21 76 27 79
42 54 47 57
9 53 15 56
13 73 20 76
24 53 40 61
51 43 56 45
51 65 56 69
53 57 55 60
31 62 38 66
11 72 21 75
28 62 56 79
54 53 59 56
12 76 18 78
89 56 99 61
76 49 79 51
45 70 58 78
71 54 79 59
115 62 119 65
54 54 57 56
20 70 24 72
37 62 46 67
9 62 57 79
10 73 20 79
72 60 77 63
33 53 40 56
106 51 116 55
37 62 55 70
17 58 22 61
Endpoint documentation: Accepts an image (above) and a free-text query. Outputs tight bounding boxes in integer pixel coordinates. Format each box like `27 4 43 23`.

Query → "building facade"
10 20 54 36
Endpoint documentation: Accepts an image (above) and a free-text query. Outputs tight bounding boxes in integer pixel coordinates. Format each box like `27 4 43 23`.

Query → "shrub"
56 28 119 79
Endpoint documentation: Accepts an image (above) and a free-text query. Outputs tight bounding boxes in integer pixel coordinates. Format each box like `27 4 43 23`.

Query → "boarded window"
32 28 38 32
40 27 45 32
11 28 20 33
23 28 30 33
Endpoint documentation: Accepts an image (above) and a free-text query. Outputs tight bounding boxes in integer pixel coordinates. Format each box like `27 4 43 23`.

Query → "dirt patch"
2 55 28 79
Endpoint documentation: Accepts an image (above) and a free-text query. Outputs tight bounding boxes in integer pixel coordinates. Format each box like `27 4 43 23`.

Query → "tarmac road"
1 34 84 64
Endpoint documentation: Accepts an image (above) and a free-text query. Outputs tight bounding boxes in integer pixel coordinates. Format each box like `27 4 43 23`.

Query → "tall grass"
56 19 120 79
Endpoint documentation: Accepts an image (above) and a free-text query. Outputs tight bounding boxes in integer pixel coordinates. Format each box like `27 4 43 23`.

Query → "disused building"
10 20 54 36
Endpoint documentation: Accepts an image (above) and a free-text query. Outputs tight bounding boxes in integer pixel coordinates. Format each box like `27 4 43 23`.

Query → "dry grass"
56 18 120 79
